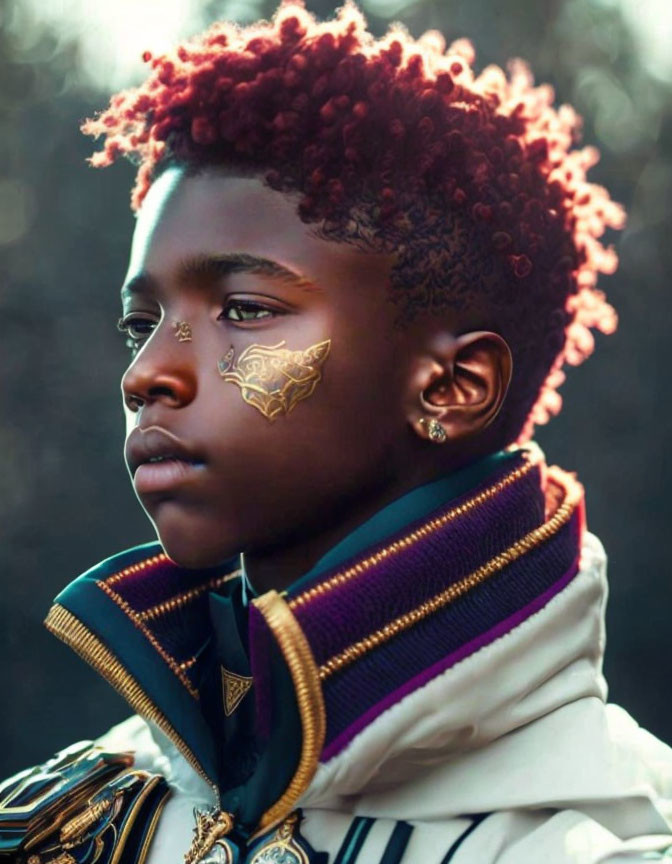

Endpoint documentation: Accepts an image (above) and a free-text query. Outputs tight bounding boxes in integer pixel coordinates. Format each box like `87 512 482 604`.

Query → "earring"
419 417 447 443
173 321 192 342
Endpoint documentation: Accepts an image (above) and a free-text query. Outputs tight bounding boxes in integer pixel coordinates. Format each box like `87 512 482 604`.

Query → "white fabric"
95 531 672 862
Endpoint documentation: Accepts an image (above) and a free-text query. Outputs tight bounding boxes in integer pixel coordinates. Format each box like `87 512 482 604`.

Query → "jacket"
4 442 672 863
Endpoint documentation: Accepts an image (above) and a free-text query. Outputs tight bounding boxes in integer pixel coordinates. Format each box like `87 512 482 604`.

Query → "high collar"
44 441 589 838
240 447 522 603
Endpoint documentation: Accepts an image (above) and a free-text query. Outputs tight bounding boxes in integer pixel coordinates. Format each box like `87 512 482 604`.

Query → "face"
120 165 413 569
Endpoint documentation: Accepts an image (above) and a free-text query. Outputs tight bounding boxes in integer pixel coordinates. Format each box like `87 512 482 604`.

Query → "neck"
241 446 498 595
242 473 423 595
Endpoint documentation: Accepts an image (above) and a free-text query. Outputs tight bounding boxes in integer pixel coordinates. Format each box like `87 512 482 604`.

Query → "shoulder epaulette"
0 740 170 863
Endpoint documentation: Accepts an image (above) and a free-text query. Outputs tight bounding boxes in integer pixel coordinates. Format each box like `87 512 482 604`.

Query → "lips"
125 425 205 480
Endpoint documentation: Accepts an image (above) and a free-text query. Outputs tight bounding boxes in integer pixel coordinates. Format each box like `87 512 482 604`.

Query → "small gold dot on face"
173 321 192 342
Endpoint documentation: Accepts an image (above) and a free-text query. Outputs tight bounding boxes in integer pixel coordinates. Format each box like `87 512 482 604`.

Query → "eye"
117 314 158 354
218 299 281 322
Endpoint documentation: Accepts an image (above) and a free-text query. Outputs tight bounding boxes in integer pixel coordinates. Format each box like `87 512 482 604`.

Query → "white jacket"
95 531 672 863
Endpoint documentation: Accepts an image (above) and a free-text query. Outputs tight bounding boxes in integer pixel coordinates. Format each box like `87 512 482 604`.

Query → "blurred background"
0 0 670 776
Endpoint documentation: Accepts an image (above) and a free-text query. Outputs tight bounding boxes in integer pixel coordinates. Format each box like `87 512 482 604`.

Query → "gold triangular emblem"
221 666 253 717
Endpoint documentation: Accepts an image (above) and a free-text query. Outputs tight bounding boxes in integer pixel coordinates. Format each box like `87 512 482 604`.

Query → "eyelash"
116 300 281 354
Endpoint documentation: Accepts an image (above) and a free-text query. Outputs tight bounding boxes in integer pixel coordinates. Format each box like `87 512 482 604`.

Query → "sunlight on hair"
78 0 627 445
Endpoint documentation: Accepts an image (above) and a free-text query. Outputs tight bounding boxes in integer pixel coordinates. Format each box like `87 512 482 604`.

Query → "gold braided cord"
105 553 169 586
59 797 114 844
44 604 214 788
137 569 242 622
319 469 583 680
252 591 326 833
97 581 200 699
289 456 538 611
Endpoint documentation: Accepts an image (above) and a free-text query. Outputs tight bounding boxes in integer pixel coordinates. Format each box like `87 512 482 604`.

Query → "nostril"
125 394 144 411
148 384 178 399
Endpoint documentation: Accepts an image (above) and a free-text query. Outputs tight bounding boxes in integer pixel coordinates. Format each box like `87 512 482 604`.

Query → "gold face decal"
217 339 331 421
173 320 193 342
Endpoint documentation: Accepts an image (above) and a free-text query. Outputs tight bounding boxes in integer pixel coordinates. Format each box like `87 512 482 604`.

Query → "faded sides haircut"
81 0 625 446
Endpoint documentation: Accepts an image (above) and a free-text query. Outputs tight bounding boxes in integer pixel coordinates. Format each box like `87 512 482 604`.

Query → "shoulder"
0 717 171 864
95 712 215 800
300 809 672 864
94 713 162 770
581 529 608 570
461 810 672 863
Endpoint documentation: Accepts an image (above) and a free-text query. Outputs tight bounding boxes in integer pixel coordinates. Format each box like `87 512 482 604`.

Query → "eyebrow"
120 252 318 301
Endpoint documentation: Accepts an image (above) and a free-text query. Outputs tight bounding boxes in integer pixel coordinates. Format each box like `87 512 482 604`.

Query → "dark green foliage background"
1 0 670 775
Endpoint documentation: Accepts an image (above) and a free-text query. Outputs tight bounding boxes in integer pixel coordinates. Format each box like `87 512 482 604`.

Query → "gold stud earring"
173 321 192 342
419 417 447 443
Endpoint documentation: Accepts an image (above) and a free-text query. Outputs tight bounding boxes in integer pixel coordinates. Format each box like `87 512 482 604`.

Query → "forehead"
125 164 374 289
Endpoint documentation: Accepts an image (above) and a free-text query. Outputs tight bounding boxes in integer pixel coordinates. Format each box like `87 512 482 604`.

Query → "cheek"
202 329 399 477
148 338 405 561
324 327 406 431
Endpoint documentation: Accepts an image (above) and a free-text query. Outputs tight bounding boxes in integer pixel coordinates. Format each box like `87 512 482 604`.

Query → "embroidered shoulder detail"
96 562 240 699
52 544 242 699
0 740 170 864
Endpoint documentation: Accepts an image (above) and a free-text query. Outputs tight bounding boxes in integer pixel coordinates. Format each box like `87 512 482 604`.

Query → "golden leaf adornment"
218 339 331 421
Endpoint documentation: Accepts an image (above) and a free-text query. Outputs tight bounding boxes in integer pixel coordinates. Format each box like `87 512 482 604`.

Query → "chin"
148 504 242 570
160 535 241 570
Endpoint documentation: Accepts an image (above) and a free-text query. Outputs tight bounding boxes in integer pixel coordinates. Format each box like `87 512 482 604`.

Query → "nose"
121 321 198 412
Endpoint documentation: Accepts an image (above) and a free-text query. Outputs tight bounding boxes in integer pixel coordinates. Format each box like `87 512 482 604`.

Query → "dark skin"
120 164 513 594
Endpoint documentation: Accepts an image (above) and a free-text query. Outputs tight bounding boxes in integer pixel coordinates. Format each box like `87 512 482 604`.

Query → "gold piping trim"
105 553 169 586
97 581 199 699
289 456 538 610
136 780 172 864
251 591 326 833
44 604 215 790
178 655 198 671
136 569 242 623
111 773 167 864
319 471 583 679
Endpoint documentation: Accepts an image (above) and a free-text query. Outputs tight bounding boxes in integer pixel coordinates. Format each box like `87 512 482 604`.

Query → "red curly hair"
81 0 624 445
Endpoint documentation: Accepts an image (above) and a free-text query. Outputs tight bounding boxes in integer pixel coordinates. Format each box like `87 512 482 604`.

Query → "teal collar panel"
46 541 303 835
46 541 241 786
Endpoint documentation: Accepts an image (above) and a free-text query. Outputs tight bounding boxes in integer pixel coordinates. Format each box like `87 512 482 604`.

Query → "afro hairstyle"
81 0 625 446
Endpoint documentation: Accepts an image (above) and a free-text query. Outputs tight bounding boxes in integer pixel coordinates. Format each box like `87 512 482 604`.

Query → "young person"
3 2 672 862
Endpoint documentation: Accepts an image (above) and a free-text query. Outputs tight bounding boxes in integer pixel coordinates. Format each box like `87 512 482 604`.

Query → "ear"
405 331 513 443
